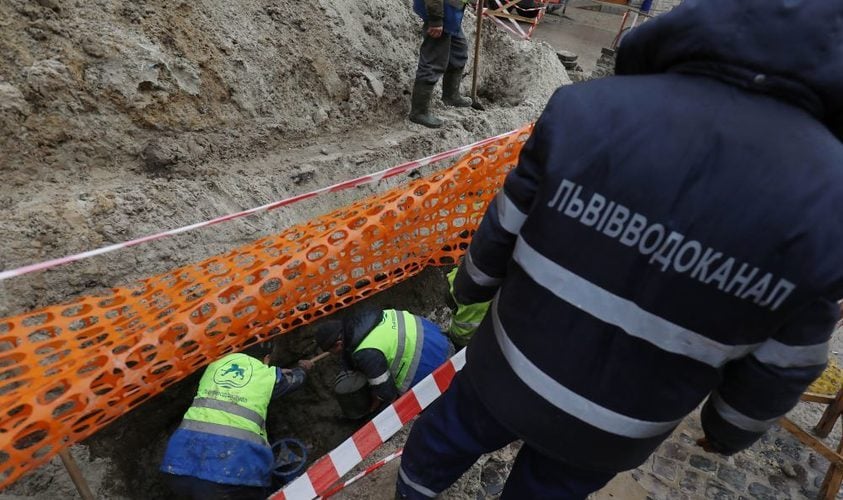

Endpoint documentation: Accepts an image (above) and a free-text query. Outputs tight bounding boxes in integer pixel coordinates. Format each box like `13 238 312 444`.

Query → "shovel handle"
306 351 332 364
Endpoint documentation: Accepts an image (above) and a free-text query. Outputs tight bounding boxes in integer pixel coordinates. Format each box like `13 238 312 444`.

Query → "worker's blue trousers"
396 371 615 499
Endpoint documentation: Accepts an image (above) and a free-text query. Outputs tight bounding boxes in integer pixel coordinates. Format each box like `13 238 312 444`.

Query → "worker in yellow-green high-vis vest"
160 341 314 499
314 309 454 413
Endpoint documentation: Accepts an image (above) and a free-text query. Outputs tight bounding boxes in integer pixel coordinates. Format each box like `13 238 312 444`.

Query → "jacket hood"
343 308 383 351
616 0 843 139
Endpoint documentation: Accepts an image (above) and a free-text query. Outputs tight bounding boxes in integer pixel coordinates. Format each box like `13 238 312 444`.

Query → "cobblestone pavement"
631 407 839 500
336 403 838 500
470 403 839 500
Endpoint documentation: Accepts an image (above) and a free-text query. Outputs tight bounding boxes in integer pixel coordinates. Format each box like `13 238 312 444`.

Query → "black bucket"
334 370 371 420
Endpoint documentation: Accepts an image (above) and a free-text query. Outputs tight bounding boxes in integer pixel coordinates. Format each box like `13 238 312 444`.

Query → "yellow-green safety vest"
179 353 276 446
354 309 424 393
447 267 491 346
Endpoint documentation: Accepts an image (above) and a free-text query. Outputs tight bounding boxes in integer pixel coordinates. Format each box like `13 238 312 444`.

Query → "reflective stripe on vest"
191 397 266 428
355 310 423 392
399 314 425 393
178 419 267 447
181 353 276 443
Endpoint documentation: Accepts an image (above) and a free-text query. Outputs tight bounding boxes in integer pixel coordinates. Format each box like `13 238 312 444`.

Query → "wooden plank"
780 418 843 465
486 0 522 14
486 0 542 23
816 389 843 438
820 464 843 500
486 11 537 23
803 392 838 405
820 434 843 500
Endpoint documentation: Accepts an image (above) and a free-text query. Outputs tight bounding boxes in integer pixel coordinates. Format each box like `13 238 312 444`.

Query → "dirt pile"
1 0 420 174
0 0 569 497
0 0 568 319
0 0 565 181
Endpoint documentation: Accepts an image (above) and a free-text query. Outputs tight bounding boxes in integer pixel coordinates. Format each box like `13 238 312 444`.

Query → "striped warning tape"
270 348 467 500
0 127 526 282
481 0 562 40
320 449 403 499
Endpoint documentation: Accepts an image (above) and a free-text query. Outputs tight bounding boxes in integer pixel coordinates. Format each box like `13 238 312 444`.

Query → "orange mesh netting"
0 125 532 487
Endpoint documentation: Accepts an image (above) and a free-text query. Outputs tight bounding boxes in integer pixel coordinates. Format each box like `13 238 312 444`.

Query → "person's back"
315 308 453 415
467 38 843 470
161 345 308 499
397 1 843 497
467 71 843 471
344 309 452 395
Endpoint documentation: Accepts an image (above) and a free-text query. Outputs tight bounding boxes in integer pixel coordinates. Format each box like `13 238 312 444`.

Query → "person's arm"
424 0 444 28
352 348 399 405
700 298 838 454
452 95 554 304
271 367 307 400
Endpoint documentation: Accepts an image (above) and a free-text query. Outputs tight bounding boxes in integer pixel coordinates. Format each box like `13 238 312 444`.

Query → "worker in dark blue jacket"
410 0 472 128
315 309 453 411
397 1 843 498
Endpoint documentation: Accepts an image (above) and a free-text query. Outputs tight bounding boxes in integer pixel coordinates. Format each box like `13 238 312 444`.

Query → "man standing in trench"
409 0 473 128
396 0 843 498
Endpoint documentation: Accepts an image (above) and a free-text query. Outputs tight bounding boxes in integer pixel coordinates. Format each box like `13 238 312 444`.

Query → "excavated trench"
0 0 575 496
77 268 453 499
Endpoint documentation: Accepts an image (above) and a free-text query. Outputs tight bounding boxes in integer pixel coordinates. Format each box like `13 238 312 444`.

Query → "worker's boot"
442 67 472 108
409 80 443 129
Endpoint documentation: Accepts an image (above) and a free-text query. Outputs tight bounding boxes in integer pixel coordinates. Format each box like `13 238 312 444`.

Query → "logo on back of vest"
213 358 253 389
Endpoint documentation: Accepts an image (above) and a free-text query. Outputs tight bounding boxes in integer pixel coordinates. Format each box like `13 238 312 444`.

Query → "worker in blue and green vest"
160 341 313 500
314 309 453 411
446 267 490 347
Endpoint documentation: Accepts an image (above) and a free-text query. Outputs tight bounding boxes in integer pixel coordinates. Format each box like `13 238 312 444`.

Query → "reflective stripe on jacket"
454 0 843 472
160 353 277 486
354 309 424 393
182 353 276 441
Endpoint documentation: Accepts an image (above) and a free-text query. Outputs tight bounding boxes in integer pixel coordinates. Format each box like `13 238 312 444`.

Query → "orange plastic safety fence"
0 125 533 488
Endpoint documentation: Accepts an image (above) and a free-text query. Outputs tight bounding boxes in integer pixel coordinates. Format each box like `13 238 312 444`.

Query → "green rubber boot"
442 67 472 108
409 81 444 129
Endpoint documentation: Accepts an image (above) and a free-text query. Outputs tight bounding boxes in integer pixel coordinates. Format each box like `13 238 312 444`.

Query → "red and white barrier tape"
270 348 467 500
483 5 545 40
0 128 525 282
481 0 558 40
487 12 528 39
319 449 403 499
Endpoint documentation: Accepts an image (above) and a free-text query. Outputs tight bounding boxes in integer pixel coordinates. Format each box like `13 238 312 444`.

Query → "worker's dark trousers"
396 371 615 499
415 26 469 84
164 473 267 500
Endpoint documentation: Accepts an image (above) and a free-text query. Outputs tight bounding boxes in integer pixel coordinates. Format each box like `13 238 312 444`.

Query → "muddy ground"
0 0 568 318
2 1 839 499
0 0 570 496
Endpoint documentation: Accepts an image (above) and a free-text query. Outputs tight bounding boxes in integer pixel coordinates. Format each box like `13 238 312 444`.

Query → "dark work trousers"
415 26 469 84
396 371 615 499
164 473 268 500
